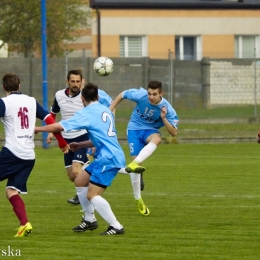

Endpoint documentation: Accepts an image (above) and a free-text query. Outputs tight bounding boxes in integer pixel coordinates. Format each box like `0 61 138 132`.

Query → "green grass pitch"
0 143 260 260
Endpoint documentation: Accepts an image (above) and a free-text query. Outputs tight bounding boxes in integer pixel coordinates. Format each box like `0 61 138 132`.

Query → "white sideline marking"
186 205 260 208
172 155 260 159
108 192 260 199
27 190 260 199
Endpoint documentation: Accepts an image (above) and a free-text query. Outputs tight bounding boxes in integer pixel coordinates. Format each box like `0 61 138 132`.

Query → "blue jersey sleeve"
122 87 147 102
36 101 49 120
0 99 6 117
98 89 113 107
164 103 179 129
60 110 89 132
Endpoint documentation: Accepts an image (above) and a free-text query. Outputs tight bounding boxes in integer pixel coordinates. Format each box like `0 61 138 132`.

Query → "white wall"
210 60 260 105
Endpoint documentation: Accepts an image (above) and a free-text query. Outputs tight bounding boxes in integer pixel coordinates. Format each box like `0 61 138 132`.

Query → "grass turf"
0 143 260 259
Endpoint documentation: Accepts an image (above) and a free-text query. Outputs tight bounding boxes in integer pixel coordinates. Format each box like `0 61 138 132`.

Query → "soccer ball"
93 57 113 76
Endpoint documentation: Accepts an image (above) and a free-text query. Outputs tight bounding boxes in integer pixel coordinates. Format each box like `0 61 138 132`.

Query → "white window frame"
120 36 147 57
175 36 202 61
235 35 260 58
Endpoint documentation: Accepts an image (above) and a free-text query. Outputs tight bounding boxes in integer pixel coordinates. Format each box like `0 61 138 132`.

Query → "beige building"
84 0 260 60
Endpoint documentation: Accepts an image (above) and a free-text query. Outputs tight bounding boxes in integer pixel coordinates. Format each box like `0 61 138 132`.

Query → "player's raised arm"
160 106 178 137
109 91 124 111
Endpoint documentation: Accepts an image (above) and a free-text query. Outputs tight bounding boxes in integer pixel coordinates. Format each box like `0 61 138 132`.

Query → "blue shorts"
0 147 35 194
85 161 120 188
64 133 89 167
127 129 160 156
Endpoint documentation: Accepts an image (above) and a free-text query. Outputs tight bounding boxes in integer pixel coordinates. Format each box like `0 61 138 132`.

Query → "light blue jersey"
85 89 112 156
122 87 179 131
98 89 113 107
60 102 125 169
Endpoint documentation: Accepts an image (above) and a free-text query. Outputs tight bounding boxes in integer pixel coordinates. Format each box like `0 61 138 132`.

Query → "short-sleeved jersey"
60 102 125 169
0 93 49 160
122 87 179 131
50 88 86 139
50 88 113 139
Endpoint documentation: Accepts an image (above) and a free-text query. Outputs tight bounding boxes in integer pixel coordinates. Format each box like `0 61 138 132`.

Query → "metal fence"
1 56 259 109
0 55 259 143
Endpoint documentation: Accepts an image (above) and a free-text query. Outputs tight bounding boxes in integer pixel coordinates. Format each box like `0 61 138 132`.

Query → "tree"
0 0 91 57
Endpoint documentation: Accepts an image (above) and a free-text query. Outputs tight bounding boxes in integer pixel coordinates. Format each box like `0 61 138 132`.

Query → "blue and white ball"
93 57 113 76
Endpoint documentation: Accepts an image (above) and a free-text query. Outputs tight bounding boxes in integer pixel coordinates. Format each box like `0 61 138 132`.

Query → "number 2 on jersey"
102 112 116 137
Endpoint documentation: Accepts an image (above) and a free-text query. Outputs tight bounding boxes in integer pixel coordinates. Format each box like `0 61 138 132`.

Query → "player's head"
2 73 20 92
81 82 98 103
147 80 163 104
66 70 83 95
67 69 83 81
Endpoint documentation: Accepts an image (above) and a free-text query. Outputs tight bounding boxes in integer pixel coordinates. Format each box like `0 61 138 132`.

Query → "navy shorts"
0 147 35 194
64 133 89 168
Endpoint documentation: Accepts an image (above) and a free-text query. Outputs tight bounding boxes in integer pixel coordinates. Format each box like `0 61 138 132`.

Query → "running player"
0 72 68 237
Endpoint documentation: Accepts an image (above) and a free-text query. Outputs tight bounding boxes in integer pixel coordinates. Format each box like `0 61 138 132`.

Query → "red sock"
9 194 28 225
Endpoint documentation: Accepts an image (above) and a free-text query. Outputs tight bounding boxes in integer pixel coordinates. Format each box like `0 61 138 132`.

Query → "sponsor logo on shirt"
17 135 33 139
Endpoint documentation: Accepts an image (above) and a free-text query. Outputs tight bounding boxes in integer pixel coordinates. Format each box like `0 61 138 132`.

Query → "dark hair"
67 69 83 81
81 82 98 102
148 80 162 93
2 73 20 92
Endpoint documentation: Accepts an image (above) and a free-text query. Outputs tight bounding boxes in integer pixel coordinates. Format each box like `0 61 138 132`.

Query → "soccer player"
35 83 125 235
85 88 113 162
109 80 179 216
0 73 69 237
47 69 88 205
48 70 114 205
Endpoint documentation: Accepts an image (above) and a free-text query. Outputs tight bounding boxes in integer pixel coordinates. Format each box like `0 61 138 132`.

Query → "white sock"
130 173 141 200
134 142 157 164
76 187 96 222
90 195 123 229
118 168 129 175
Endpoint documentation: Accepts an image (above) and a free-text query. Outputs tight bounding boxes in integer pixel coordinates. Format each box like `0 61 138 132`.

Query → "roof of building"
89 0 260 9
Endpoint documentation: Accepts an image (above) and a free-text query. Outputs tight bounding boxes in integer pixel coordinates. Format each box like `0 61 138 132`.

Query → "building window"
120 36 147 57
175 36 202 61
235 35 260 58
